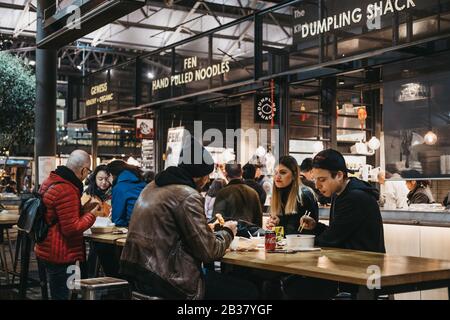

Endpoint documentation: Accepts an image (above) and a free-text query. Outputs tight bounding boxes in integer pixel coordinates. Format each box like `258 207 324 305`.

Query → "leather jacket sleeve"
173 192 233 263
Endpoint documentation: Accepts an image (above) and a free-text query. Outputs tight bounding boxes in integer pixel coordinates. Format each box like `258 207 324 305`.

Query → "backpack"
17 182 63 243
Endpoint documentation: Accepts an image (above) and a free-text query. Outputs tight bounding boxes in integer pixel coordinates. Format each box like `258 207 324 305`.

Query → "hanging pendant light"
424 86 437 146
424 130 437 145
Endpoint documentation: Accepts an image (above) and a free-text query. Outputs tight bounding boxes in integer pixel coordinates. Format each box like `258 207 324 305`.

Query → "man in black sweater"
301 149 385 253
282 149 385 299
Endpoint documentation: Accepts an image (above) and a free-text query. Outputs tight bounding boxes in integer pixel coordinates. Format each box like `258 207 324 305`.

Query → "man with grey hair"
35 149 99 300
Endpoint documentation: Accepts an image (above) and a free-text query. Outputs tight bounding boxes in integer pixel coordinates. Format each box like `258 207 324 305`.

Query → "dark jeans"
129 270 259 300
203 269 259 300
280 275 339 300
93 242 120 277
39 260 87 300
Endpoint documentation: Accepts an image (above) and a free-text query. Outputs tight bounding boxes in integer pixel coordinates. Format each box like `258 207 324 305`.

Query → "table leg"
447 283 450 301
0 227 11 285
19 233 31 299
356 285 377 300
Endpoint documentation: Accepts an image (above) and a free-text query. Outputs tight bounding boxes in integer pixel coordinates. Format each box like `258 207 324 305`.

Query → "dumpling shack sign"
152 56 230 91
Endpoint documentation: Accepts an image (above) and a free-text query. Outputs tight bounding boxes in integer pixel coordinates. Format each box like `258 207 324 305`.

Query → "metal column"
35 0 57 187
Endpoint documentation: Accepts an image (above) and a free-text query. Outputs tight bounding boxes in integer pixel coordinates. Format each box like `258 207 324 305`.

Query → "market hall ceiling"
0 0 284 50
0 0 287 73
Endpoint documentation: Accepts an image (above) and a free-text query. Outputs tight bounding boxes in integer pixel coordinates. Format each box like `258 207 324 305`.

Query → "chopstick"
298 211 311 233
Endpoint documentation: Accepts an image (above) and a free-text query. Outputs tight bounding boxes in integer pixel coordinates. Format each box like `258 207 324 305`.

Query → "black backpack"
17 182 63 243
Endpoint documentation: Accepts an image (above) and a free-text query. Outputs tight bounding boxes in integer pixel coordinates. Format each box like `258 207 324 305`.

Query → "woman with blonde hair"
267 155 318 235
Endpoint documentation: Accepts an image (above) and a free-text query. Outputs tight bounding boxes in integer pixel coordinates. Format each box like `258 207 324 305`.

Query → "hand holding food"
215 213 225 225
82 198 100 213
299 215 317 230
208 213 224 231
266 214 280 229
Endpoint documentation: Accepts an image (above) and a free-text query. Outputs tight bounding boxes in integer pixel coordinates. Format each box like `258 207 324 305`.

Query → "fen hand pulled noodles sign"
86 82 114 106
293 0 417 40
152 56 230 91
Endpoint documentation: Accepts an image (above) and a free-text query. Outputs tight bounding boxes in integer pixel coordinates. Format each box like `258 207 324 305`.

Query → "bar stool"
71 277 131 300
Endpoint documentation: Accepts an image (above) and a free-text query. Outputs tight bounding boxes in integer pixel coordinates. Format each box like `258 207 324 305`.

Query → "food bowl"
286 234 315 249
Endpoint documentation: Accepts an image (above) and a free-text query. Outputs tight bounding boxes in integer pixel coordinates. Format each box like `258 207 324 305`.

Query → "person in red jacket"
35 150 99 300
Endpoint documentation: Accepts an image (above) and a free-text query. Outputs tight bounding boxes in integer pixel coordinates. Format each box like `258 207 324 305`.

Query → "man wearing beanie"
120 136 258 299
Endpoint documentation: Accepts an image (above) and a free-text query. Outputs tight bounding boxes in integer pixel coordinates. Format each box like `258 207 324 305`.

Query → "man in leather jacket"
120 136 258 299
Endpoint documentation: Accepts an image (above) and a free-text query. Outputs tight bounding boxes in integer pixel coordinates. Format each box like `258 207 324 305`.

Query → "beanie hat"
178 136 214 178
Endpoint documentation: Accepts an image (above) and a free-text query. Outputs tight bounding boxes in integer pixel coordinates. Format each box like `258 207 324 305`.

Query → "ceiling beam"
146 0 290 26
0 2 36 12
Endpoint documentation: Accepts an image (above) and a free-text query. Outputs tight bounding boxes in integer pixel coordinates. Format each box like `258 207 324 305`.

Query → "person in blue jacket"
106 160 146 227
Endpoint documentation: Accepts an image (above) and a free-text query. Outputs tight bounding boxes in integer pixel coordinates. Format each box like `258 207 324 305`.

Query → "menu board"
141 139 155 171
164 127 185 169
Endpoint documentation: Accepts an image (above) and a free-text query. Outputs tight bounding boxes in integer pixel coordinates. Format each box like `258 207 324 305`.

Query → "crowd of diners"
34 137 393 300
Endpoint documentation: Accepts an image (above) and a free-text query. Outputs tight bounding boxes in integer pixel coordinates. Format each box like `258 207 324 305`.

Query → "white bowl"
286 234 315 249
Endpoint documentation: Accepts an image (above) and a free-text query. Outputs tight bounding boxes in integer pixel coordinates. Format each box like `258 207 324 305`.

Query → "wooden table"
115 238 126 247
0 213 19 226
222 248 450 299
84 232 127 245
0 213 19 285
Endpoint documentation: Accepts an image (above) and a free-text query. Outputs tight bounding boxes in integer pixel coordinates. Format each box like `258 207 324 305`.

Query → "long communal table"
88 235 450 300
222 248 450 299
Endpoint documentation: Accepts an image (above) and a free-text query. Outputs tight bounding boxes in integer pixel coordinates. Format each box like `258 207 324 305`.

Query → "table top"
84 232 127 245
116 238 126 247
222 248 450 287
91 235 450 288
0 212 19 225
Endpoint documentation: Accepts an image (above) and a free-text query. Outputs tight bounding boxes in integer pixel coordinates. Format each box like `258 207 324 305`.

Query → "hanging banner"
254 94 279 123
164 126 185 169
141 139 155 171
136 118 155 139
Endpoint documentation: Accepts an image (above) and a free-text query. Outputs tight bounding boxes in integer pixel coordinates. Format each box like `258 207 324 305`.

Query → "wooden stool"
72 277 130 300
